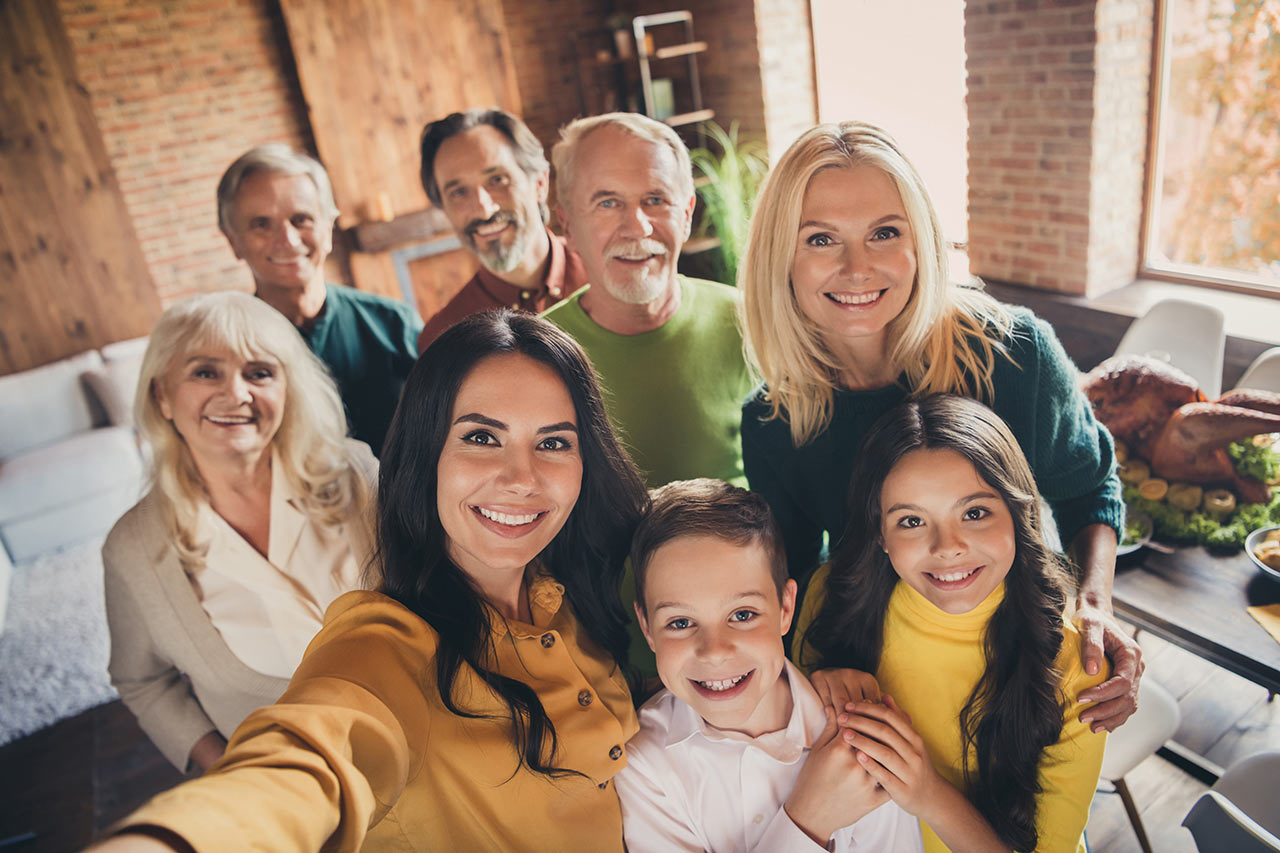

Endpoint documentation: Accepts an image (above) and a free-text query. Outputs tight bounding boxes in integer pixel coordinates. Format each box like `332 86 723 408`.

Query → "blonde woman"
103 291 377 773
739 121 1140 731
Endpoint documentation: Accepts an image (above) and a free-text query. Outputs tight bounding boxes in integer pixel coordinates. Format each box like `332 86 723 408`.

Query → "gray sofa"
0 338 148 632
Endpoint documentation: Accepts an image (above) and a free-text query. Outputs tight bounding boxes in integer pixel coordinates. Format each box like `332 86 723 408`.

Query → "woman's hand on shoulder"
808 667 881 710
1074 602 1144 733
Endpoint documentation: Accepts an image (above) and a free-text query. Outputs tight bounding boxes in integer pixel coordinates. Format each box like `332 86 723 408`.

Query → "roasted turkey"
1080 355 1280 504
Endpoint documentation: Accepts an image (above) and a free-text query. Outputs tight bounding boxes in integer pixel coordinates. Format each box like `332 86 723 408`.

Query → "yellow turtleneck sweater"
796 569 1108 853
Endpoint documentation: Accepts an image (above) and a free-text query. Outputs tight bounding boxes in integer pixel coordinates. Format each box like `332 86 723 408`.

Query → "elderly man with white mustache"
543 113 754 492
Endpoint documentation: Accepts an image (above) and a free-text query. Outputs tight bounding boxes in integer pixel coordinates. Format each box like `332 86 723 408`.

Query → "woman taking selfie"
104 292 377 773
95 310 648 852
738 121 1140 731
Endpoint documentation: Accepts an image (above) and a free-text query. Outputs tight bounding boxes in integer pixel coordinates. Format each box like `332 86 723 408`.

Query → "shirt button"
609 744 623 760
578 690 594 707
753 814 764 825
540 633 555 648
521 290 531 300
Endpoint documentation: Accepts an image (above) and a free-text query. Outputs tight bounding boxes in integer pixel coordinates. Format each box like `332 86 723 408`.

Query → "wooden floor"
1088 629 1280 853
1 626 1276 851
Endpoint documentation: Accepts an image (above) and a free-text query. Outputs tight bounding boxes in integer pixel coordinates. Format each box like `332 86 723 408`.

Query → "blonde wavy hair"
739 121 1014 446
135 291 370 568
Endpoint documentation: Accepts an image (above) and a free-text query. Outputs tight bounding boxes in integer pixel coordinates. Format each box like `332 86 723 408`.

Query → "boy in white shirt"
615 479 923 852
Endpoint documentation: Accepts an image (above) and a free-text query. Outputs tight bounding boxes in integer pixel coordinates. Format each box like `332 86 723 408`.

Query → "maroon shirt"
417 229 588 352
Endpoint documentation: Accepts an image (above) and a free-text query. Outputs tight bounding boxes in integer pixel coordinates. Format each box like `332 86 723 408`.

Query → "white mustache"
607 239 667 260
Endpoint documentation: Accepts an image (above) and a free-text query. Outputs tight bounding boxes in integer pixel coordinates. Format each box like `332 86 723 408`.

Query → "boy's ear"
634 601 657 652
779 578 798 636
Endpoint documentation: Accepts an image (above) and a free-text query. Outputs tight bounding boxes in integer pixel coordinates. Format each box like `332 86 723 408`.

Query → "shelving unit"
572 10 713 145
632 11 711 138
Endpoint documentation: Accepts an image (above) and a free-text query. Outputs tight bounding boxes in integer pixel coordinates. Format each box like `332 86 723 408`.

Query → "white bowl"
1117 511 1153 556
1245 525 1280 583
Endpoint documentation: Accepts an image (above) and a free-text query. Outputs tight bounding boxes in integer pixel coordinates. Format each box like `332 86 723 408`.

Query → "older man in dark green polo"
216 144 422 456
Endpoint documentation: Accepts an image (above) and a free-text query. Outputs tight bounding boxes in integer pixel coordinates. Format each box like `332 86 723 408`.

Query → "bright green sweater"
742 307 1124 579
544 276 755 489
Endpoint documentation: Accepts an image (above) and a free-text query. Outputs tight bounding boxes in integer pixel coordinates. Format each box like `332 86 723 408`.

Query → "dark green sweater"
301 283 422 457
741 307 1124 579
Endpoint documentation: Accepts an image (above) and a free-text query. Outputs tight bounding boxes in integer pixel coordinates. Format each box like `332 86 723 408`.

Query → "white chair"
1236 347 1280 393
1097 678 1181 853
1183 751 1280 852
1115 298 1226 397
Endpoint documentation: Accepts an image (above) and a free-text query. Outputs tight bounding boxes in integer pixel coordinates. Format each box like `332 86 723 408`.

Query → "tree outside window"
1145 0 1280 292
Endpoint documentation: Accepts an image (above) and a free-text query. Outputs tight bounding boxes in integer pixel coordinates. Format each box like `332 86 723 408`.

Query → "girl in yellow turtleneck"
797 394 1109 853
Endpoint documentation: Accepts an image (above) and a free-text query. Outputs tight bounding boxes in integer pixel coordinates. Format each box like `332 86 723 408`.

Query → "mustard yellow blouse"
115 576 638 851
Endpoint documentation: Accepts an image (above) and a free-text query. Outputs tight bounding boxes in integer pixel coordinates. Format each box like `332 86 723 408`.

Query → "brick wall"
60 0 313 306
754 0 817 157
499 0 612 151
966 0 1152 296
1088 0 1153 293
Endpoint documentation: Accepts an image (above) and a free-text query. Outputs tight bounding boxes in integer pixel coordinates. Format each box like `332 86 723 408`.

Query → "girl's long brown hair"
803 394 1073 850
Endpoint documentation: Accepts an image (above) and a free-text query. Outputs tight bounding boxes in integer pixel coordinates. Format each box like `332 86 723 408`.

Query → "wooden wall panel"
278 0 522 230
0 0 160 376
408 248 480 320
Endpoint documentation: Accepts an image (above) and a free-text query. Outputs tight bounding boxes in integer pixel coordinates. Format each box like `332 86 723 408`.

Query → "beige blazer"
103 439 377 770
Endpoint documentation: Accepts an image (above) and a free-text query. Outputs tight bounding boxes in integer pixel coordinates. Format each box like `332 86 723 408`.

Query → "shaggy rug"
0 538 117 746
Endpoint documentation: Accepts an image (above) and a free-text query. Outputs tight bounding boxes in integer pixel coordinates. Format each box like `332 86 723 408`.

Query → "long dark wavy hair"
804 394 1073 850
376 309 647 778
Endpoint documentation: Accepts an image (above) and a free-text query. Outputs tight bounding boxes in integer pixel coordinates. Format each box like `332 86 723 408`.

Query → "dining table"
1112 542 1280 781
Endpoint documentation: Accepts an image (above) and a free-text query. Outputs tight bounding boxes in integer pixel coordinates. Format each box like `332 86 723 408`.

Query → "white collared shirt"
188 454 364 679
616 660 924 852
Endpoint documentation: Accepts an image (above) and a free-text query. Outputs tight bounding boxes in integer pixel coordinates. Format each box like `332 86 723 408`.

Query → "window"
1143 0 1280 293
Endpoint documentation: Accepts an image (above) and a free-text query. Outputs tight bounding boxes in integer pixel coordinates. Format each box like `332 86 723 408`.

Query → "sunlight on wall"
809 0 969 247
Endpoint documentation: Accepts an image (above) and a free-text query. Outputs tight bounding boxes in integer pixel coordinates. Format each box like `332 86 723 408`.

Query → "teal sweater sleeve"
1009 310 1125 543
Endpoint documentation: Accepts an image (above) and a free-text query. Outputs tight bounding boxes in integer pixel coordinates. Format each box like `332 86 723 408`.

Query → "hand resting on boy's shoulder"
808 667 881 710
839 696 1010 853
784 705 889 846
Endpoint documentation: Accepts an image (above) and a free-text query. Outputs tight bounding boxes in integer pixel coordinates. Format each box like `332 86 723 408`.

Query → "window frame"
1139 0 1280 299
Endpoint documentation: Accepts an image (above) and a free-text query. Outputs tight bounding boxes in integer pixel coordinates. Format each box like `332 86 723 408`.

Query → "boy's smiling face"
637 535 797 737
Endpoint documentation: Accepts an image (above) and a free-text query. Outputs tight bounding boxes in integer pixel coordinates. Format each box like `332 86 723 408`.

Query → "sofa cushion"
0 481 142 564
0 351 104 459
0 426 143 522
85 336 149 428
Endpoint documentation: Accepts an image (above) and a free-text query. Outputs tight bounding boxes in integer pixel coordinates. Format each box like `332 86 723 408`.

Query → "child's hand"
784 706 890 846
842 696 1009 852
809 667 881 711
839 695 948 819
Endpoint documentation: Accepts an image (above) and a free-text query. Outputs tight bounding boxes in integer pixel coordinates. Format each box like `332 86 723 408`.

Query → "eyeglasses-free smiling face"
637 535 797 738
562 126 695 307
436 353 583 586
155 347 287 468
224 171 333 296
433 125 548 275
790 164 917 369
879 447 1016 614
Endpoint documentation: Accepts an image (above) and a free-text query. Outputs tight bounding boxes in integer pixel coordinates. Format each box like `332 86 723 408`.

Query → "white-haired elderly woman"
103 291 378 773
737 120 1142 732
